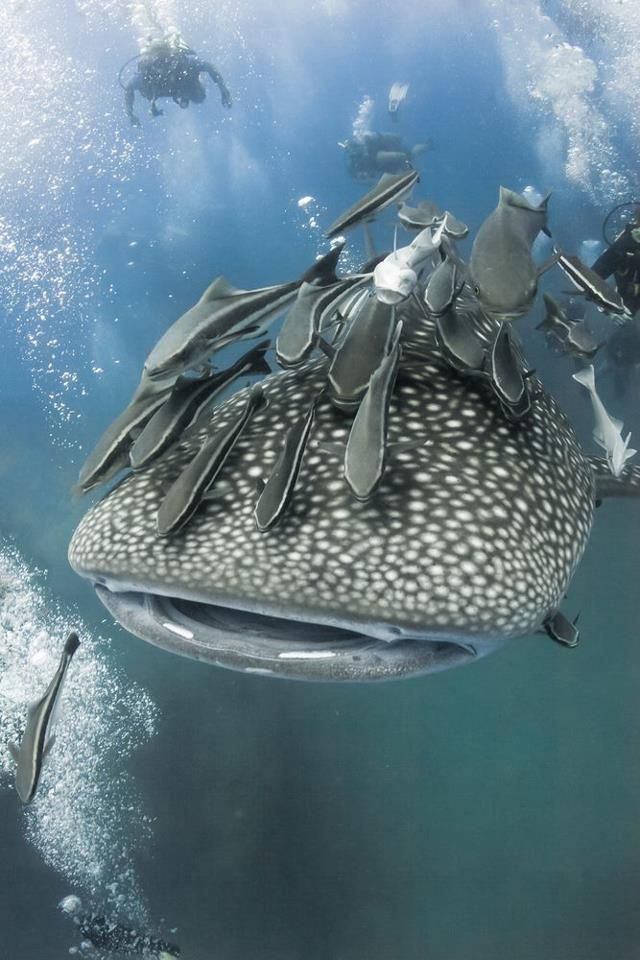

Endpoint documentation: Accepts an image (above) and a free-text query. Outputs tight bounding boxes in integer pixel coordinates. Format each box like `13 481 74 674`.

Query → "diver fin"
544 610 580 648
43 735 56 758
255 478 266 496
589 458 640 498
8 742 20 763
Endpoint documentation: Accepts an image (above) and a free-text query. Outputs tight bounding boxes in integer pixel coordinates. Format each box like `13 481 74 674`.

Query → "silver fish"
69 297 640 682
130 342 270 470
9 632 80 804
326 170 419 239
254 400 317 532
470 186 551 319
156 385 264 537
344 321 403 500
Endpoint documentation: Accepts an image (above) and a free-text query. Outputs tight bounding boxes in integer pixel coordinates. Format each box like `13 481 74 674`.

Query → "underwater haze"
2 1 640 958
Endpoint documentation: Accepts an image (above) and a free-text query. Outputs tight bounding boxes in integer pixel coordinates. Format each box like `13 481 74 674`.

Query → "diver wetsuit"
592 224 640 317
343 132 413 181
125 47 232 125
76 912 180 957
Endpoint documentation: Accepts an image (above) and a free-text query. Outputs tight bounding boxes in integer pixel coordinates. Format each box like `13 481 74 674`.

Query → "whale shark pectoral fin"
544 610 580 648
8 742 20 763
589 458 640 498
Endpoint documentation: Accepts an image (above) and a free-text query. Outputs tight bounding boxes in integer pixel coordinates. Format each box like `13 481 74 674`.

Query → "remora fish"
398 201 468 239
537 293 601 359
327 295 395 411
144 245 344 381
572 365 636 477
68 296 640 682
554 249 630 320
276 278 357 368
157 385 264 536
326 170 419 239
130 342 271 470
10 632 80 804
254 400 317 531
344 322 402 500
424 256 460 316
373 220 445 304
77 375 174 492
470 186 551 318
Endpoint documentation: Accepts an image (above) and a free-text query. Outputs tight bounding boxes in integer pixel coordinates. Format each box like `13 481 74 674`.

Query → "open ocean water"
1 1 640 958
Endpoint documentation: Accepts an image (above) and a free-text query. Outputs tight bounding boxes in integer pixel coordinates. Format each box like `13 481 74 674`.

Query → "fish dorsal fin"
611 416 624 433
8 742 20 763
198 277 240 303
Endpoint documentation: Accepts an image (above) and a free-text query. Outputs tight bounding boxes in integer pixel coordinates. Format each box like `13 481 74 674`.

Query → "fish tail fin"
623 433 637 463
572 364 596 392
64 631 80 658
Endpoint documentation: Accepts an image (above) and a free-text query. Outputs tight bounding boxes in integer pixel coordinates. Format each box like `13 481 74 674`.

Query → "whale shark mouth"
94 583 478 682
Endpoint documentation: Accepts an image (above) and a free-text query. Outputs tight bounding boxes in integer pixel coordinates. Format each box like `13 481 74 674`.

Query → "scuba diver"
592 206 640 317
594 203 640 395
123 36 232 126
59 895 181 959
339 131 429 182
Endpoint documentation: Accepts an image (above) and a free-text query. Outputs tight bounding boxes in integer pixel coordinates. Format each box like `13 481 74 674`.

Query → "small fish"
254 400 317 532
488 323 529 420
388 81 409 114
144 246 344 382
328 295 395 411
398 199 443 230
276 278 357 368
156 385 264 536
373 220 445 304
9 632 80 804
441 210 469 240
398 201 468 239
572 364 636 477
77 376 174 492
326 170 419 239
435 306 486 374
554 249 630 320
537 294 601 360
424 256 461 316
470 186 551 319
344 322 403 500
130 342 271 470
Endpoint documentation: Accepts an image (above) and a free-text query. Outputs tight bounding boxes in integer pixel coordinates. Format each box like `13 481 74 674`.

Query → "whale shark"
68 289 640 682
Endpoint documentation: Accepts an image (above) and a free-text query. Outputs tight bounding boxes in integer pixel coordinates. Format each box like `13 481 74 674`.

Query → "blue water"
1 2 640 958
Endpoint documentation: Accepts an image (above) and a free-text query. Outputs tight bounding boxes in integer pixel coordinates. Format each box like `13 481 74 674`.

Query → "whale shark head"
68 298 597 682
